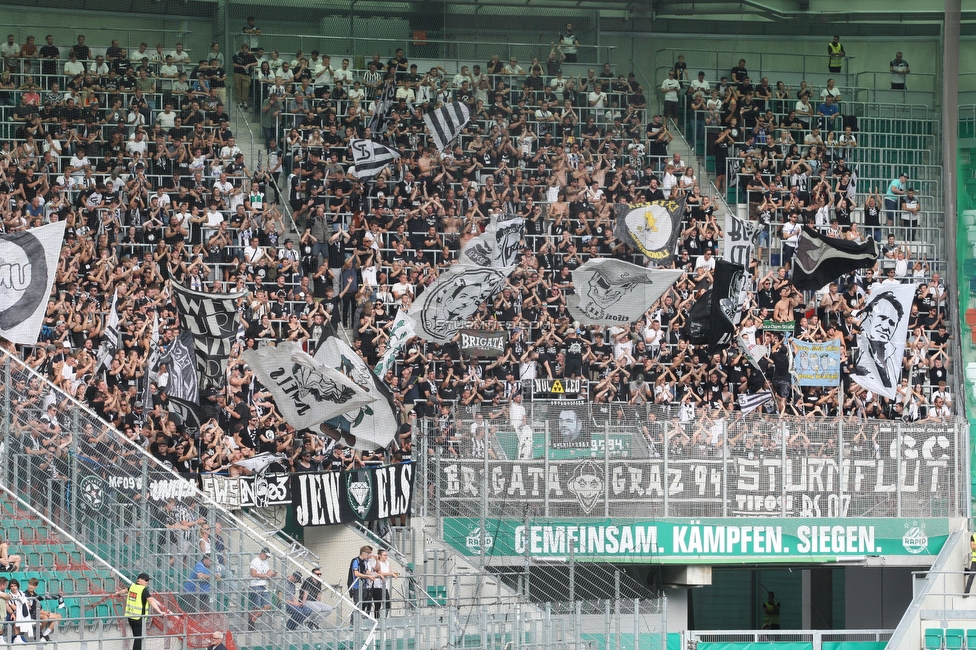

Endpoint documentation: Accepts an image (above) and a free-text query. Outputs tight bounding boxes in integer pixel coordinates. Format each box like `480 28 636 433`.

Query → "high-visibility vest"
828 43 844 68
763 599 780 626
970 534 976 564
125 584 147 620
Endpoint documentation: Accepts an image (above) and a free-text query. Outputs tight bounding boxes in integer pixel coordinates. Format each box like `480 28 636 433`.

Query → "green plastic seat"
945 629 963 649
925 628 944 650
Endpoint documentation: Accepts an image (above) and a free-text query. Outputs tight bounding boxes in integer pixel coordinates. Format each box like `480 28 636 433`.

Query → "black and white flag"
314 336 399 450
368 79 397 137
243 341 375 431
566 259 682 326
95 290 120 372
851 282 915 399
423 101 471 153
792 225 879 291
710 259 748 351
723 212 763 267
407 264 512 343
171 281 247 393
167 395 205 440
350 139 400 182
462 214 525 268
613 199 685 266
738 391 773 414
159 329 199 402
0 221 64 345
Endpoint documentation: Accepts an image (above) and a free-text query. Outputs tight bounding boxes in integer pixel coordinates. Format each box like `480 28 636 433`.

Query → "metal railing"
0 348 379 649
688 629 894 650
232 32 618 71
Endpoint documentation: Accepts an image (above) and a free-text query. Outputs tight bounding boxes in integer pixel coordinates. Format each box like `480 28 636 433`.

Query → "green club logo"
346 471 373 519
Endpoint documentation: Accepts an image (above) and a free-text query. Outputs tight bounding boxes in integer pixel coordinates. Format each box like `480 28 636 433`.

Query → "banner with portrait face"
851 283 915 399
408 265 513 344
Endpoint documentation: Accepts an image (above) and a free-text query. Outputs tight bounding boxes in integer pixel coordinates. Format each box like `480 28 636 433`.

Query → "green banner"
444 517 949 564
763 320 795 332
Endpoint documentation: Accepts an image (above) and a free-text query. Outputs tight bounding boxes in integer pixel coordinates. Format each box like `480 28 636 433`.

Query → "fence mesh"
420 401 965 521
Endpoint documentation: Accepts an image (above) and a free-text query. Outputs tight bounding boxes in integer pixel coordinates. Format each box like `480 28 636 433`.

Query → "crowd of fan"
0 26 956 484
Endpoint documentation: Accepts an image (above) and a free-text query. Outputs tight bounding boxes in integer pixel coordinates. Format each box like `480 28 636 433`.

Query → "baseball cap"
137 572 152 582
260 547 271 555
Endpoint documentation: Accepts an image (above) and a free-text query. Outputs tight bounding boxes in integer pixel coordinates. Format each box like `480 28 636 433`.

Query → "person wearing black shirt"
39 35 59 86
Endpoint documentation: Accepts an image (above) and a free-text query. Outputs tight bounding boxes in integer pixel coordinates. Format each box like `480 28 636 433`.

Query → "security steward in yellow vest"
964 534 976 597
762 591 781 629
116 573 168 650
827 36 845 73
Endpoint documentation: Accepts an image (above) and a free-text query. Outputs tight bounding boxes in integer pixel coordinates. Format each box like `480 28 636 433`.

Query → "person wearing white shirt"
660 69 681 119
169 44 190 71
1 36 19 72
67 152 91 178
509 393 532 459
588 83 608 120
503 59 525 75
126 132 148 157
91 59 110 78
248 548 275 630
688 71 710 96
346 81 365 103
395 83 415 104
158 57 180 90
550 72 567 93
312 56 334 89
156 105 177 129
334 58 353 83
64 53 85 77
452 66 472 89
152 187 171 210
219 139 242 161
694 248 716 271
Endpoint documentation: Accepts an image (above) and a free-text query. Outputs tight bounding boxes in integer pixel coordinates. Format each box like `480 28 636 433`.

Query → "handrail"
233 32 617 68
0 348 377 646
655 47 854 88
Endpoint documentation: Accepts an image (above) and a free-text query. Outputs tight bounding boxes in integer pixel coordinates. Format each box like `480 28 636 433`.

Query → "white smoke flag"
851 283 915 399
314 336 399 450
96 290 120 372
233 452 288 475
0 221 65 345
374 308 416 379
423 101 471 153
566 259 682 327
408 265 512 343
243 342 375 430
738 391 772 414
350 138 400 181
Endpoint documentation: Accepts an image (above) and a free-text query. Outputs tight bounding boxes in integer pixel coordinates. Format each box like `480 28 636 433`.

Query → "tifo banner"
793 339 841 386
171 280 248 393
443 517 949 563
292 463 415 526
567 259 682 326
459 329 508 357
437 424 955 518
0 221 65 345
201 474 292 508
852 282 916 399
614 199 685 265
77 469 197 507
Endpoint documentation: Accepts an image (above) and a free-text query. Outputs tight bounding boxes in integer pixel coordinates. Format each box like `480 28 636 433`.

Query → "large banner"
201 474 292 508
292 463 415 526
709 260 747 351
0 221 65 345
852 283 915 399
436 424 955 518
159 330 199 402
443 517 949 563
171 281 248 393
793 339 841 386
